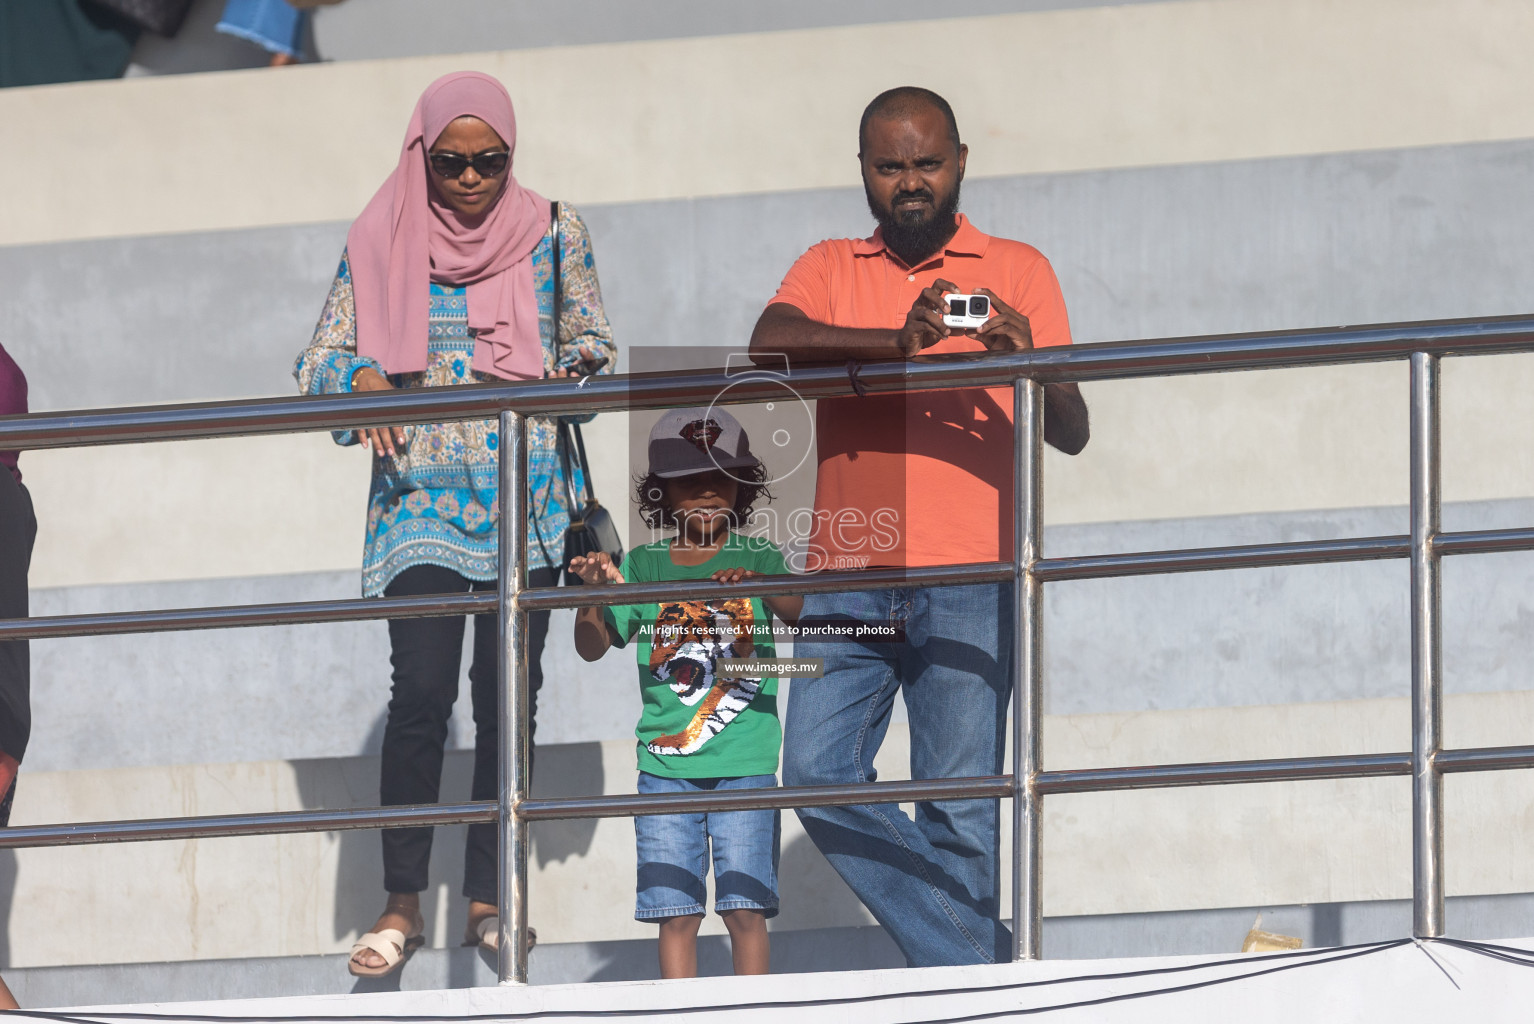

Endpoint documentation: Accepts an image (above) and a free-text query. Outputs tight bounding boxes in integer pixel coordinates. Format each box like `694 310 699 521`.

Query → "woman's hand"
351 366 406 456
569 552 623 585
548 343 606 379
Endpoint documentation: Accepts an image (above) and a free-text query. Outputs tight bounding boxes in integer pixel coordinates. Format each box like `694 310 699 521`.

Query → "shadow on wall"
290 714 480 960
290 714 401 958
289 713 604 987
772 830 874 933
577 830 887 983
530 742 604 869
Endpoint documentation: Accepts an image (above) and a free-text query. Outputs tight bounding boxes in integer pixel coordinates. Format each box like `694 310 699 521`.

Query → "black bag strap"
550 200 562 338
549 199 599 518
570 422 597 505
558 420 583 518
531 204 564 570
551 199 590 522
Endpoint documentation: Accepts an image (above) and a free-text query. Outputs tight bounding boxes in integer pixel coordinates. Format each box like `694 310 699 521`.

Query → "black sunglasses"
428 149 510 179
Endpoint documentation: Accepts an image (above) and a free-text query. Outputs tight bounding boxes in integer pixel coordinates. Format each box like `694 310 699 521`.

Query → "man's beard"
866 179 962 268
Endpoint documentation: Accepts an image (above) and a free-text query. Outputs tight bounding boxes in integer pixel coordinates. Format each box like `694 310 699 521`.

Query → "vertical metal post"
1012 378 1044 960
497 410 531 984
1409 352 1444 938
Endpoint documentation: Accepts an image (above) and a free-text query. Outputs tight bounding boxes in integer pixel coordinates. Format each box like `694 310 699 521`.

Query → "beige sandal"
347 927 424 978
463 916 537 953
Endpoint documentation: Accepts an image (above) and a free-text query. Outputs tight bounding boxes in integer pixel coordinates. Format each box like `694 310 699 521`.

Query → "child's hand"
569 552 624 585
715 567 804 627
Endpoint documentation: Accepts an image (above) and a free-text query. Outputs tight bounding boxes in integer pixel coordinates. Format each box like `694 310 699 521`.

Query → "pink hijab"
348 72 550 381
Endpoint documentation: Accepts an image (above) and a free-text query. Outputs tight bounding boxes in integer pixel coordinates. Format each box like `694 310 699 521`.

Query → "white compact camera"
942 293 992 330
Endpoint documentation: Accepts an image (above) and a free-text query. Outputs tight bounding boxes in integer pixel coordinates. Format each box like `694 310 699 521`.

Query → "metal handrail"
4 314 1534 451
7 523 1533 642
6 740 1534 847
0 802 497 848
0 590 496 641
1 316 1531 983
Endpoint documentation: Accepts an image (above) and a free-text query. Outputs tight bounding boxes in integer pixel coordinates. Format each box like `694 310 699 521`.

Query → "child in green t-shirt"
571 406 801 979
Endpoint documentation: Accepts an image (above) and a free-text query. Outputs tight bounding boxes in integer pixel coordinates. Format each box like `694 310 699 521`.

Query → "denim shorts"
634 772 780 921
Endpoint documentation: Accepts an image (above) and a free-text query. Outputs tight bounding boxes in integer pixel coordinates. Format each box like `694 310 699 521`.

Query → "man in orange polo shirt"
749 86 1089 967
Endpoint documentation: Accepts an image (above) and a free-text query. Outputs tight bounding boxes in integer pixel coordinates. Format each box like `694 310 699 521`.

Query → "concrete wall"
10 141 1534 590
7 691 1534 969
124 0 1156 77
10 0 1534 247
304 0 1167 63
4 0 1534 984
20 500 1534 775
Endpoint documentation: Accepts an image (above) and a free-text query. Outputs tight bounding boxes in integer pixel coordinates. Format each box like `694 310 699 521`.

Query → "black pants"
379 564 556 903
0 470 34 774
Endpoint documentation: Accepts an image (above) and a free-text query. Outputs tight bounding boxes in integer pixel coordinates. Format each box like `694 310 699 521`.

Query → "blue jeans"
784 584 1012 966
634 773 781 920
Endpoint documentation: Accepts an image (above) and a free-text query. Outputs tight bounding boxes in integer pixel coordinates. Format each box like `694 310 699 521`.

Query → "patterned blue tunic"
295 204 616 596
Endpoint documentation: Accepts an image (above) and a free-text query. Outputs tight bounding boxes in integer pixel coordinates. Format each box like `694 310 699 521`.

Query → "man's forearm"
750 303 903 362
1043 382 1090 456
764 594 803 626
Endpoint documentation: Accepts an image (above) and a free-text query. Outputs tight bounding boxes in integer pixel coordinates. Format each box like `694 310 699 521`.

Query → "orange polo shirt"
770 214 1072 569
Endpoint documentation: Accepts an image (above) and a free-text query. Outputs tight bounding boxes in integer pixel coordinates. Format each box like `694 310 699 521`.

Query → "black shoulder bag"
535 202 625 584
84 0 195 36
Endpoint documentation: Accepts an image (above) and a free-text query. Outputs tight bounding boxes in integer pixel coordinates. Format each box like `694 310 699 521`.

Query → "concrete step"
5 925 903 1009
13 892 1534 1009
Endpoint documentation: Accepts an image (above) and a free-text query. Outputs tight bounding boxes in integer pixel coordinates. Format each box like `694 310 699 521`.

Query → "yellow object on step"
1242 913 1303 953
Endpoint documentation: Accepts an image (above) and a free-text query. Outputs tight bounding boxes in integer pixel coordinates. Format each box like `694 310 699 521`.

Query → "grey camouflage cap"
647 406 759 479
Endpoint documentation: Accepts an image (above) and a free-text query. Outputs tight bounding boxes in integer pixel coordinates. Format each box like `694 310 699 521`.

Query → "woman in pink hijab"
295 71 615 978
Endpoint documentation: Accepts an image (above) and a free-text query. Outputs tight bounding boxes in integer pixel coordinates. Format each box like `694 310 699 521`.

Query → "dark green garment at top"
1 0 138 89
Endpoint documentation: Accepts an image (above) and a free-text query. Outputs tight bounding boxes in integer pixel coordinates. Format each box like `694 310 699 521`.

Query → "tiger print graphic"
645 597 763 757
